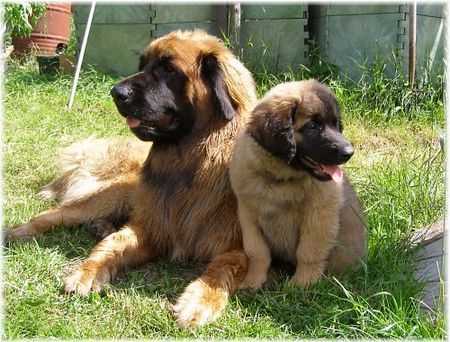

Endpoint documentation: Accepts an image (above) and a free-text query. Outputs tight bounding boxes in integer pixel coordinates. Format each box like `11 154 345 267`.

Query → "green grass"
3 58 445 338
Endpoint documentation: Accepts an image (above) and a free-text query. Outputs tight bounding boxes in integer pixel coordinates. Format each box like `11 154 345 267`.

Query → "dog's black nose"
111 84 133 103
338 144 354 162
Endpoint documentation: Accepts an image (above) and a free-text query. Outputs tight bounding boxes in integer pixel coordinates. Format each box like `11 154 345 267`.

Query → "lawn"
3 58 445 338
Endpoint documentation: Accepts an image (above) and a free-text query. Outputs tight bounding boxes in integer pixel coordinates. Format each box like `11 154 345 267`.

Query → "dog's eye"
163 65 175 73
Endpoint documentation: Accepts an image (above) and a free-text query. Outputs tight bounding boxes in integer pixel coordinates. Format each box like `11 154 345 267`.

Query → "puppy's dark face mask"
292 103 354 182
247 82 354 182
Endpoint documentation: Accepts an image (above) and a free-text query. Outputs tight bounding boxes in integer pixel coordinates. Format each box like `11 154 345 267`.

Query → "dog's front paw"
289 262 324 288
64 263 111 296
172 279 228 328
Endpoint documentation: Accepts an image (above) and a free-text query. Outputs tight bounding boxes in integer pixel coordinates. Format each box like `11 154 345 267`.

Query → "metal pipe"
68 1 96 110
408 0 417 88
228 2 241 56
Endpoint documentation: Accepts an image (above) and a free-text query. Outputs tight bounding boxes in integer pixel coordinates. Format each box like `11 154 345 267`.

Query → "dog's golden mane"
146 30 256 118
7 30 260 328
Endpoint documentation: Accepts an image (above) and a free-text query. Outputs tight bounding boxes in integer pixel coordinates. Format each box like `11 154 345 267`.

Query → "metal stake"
408 0 417 88
68 1 96 110
228 2 241 57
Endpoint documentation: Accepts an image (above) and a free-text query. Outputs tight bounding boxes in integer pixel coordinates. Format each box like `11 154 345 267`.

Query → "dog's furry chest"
138 160 240 262
258 203 301 264
255 181 311 264
254 176 341 265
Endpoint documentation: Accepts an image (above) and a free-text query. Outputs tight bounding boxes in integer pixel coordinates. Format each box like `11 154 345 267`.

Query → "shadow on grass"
3 223 437 338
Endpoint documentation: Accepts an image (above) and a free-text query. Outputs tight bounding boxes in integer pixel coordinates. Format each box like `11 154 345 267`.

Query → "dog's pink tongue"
126 116 141 128
323 165 344 183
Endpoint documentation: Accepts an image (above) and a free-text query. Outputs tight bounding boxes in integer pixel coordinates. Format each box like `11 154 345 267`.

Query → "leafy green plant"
3 2 47 44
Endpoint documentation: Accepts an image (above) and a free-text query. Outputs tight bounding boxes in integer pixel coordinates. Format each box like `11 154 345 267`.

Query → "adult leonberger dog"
6 30 257 327
230 80 367 289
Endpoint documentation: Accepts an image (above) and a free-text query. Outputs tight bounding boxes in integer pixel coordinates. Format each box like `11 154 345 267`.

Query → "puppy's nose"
111 84 133 103
338 144 354 162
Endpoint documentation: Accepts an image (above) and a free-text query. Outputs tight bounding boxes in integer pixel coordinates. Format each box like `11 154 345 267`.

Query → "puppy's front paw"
172 279 227 328
289 262 324 288
64 264 111 296
239 271 267 289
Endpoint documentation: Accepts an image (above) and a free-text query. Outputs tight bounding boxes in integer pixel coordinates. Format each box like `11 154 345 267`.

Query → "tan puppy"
230 80 367 289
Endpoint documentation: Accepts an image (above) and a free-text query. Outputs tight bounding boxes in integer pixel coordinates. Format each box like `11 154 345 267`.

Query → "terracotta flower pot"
13 3 72 57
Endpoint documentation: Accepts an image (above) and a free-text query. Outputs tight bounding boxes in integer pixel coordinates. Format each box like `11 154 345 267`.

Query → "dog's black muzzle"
111 83 133 108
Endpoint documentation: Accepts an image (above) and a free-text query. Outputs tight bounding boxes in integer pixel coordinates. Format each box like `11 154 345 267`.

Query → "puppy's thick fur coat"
230 80 366 289
7 30 257 327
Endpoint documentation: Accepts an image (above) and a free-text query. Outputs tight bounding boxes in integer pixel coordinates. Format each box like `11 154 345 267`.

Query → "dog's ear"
247 102 298 163
200 53 235 121
138 53 148 71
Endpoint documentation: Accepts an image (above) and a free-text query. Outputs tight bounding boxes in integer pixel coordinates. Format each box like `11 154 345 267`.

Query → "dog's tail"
38 137 150 205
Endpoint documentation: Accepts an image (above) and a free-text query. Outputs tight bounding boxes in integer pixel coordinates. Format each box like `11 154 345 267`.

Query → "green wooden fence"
73 3 445 80
309 3 446 80
73 4 309 76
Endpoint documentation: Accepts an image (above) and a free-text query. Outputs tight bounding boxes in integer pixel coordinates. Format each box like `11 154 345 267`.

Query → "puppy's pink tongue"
126 116 141 128
323 165 344 183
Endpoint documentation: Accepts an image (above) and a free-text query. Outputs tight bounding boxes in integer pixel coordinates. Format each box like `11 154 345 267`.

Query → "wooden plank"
152 22 220 38
76 24 153 76
415 15 445 76
411 219 444 246
325 4 402 16
73 4 151 24
417 3 445 18
152 4 218 24
324 14 402 81
241 4 307 20
401 13 445 80
411 219 444 314
241 19 308 73
217 4 228 36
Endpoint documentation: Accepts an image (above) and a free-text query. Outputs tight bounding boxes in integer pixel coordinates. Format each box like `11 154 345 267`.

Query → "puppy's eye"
309 117 322 129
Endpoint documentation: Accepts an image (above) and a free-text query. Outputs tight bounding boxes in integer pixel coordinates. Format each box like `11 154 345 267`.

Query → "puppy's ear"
200 53 235 121
247 102 298 163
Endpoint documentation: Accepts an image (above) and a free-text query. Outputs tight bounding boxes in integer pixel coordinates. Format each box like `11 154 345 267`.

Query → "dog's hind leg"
173 249 248 327
5 207 86 241
4 181 134 242
86 218 120 240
